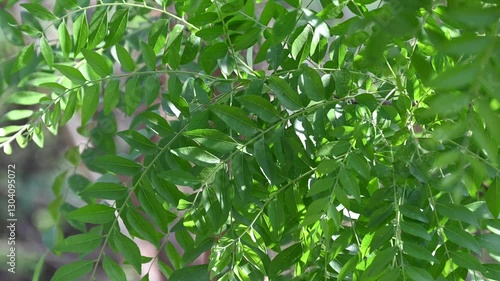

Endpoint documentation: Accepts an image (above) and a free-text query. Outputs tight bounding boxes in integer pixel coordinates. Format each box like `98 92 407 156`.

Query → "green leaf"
32 253 46 281
118 130 158 154
441 35 491 55
112 231 142 274
159 170 200 187
138 181 175 233
405 265 434 281
429 63 480 90
233 27 262 51
66 204 116 224
183 129 238 153
81 49 112 77
73 12 88 56
269 243 303 277
136 111 174 136
237 95 281 123
103 256 127 281
0 109 33 122
347 153 370 180
61 90 78 125
436 203 479 227
79 182 128 200
268 76 303 110
403 242 438 263
54 64 87 85
400 221 431 241
486 179 500 218
292 25 312 59
339 168 360 202
140 41 157 70
88 8 108 49
13 43 34 73
105 9 129 48
171 147 220 166
125 77 141 116
0 10 24 46
81 84 100 126
126 208 161 248
308 177 335 197
148 19 169 54
170 265 208 281
299 65 325 101
56 233 102 253
449 251 484 272
145 75 160 106
6 91 45 105
115 44 136 72
58 21 72 58
104 80 120 115
40 36 54 67
92 155 142 176
444 226 481 254
21 3 57 21
50 260 93 281
210 105 260 136
272 10 297 44
254 138 276 184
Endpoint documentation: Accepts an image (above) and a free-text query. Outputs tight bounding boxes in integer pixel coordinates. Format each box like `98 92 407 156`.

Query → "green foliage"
1 0 499 280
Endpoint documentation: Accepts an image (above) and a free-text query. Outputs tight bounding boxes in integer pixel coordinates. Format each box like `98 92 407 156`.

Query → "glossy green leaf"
136 111 174 136
88 8 108 49
184 129 238 153
405 265 434 281
444 226 481 254
118 130 158 154
56 233 102 253
81 84 100 126
269 243 303 277
268 76 303 110
103 256 127 281
125 77 141 116
170 265 208 281
92 155 142 176
112 231 142 274
299 65 325 101
436 203 478 227
54 64 87 85
66 204 116 224
115 44 136 72
210 105 260 136
237 95 281 123
82 49 112 77
73 12 88 56
103 80 120 115
171 146 220 166
58 21 72 58
105 9 129 48
79 182 128 200
13 43 34 72
159 170 200 187
486 179 500 218
138 182 176 233
61 90 78 125
6 91 45 105
140 41 157 70
126 208 161 248
40 36 53 67
21 3 57 21
50 260 93 281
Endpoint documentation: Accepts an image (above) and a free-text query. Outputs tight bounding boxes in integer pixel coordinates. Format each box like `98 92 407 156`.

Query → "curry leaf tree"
1 0 499 280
